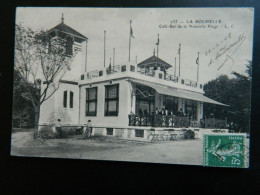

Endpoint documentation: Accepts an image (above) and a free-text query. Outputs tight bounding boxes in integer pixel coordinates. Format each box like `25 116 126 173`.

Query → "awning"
129 80 228 106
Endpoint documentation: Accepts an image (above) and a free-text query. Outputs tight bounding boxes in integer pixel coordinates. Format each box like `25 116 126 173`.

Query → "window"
105 84 119 116
66 36 73 55
135 85 155 115
135 130 144 138
185 100 197 120
121 65 126 72
99 71 103 77
159 73 162 79
70 91 74 108
106 128 113 135
164 95 178 114
130 65 135 72
86 87 98 116
63 91 67 108
81 75 84 80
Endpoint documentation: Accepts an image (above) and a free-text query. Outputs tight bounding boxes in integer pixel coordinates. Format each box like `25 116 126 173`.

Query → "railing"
154 115 190 128
128 114 189 128
106 65 121 75
128 115 154 127
137 67 155 77
128 114 227 129
204 118 227 129
182 79 197 87
165 73 179 83
87 70 99 79
190 120 200 128
84 64 202 89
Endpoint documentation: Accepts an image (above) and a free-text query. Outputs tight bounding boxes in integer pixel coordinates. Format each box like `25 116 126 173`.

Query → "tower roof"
48 17 87 41
137 55 172 69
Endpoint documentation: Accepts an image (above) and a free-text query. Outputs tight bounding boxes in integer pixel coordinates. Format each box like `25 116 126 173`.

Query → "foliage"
184 129 195 139
12 69 38 128
38 127 54 139
203 61 252 132
14 24 75 129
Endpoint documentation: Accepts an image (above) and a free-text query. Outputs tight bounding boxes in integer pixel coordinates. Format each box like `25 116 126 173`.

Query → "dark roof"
43 80 78 85
137 55 172 69
48 22 87 40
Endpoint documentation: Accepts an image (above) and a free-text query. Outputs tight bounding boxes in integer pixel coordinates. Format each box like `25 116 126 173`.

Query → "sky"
16 7 254 84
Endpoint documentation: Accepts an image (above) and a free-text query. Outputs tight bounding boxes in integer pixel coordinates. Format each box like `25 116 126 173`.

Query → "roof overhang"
47 23 88 41
129 79 229 107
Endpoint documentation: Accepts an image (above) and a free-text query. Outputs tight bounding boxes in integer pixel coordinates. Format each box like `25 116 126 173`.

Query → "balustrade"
128 114 227 128
85 64 202 89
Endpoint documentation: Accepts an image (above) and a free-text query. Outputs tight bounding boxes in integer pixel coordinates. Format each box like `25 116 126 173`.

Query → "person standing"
83 120 93 138
155 107 159 115
86 120 92 137
178 108 184 117
55 119 62 138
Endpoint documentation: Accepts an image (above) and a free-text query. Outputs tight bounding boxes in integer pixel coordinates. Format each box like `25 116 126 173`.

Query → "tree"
14 24 75 137
204 61 252 132
12 69 36 128
231 61 252 132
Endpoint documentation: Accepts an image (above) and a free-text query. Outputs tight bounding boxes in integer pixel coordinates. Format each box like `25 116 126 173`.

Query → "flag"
130 21 134 38
178 44 181 54
196 52 199 65
156 36 159 45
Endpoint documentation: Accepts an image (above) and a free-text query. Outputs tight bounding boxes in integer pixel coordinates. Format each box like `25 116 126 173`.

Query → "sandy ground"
11 131 205 165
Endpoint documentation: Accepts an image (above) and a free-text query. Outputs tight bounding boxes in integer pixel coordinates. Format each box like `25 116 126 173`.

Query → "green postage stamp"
204 134 248 168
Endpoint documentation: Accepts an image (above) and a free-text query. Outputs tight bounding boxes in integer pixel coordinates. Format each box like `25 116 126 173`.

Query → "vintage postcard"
11 7 253 167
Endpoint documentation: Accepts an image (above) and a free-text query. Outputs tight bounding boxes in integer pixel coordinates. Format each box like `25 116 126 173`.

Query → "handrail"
85 64 203 89
128 114 227 128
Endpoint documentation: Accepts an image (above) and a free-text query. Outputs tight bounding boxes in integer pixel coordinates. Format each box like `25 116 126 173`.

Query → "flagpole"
104 30 106 67
174 57 176 77
85 40 88 72
157 34 159 58
179 43 181 77
113 48 115 71
129 20 132 62
197 52 200 83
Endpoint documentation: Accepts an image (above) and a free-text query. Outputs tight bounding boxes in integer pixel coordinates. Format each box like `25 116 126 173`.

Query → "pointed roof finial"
61 13 64 23
153 49 155 56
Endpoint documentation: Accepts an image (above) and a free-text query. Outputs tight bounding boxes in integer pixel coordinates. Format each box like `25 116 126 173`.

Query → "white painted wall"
39 82 79 125
54 83 79 125
79 79 131 127
39 83 56 125
62 40 87 82
39 39 86 125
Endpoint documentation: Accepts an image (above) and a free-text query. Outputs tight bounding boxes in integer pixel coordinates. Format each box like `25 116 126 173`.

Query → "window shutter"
70 91 74 108
63 91 67 108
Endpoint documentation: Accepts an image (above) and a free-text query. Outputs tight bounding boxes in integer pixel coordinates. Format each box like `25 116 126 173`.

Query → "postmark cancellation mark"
204 134 248 168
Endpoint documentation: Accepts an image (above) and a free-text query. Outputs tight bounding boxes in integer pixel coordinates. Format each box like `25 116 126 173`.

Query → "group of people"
138 107 193 118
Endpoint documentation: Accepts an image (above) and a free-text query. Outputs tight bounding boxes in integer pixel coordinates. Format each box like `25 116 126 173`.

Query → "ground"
11 131 203 165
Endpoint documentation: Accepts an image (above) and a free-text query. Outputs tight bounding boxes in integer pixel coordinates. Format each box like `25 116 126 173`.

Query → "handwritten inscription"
205 33 246 71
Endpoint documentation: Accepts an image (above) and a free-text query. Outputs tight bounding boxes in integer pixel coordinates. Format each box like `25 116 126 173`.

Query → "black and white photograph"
11 7 253 167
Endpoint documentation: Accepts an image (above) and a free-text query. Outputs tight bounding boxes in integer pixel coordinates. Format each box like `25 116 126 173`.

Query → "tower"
39 15 88 127
47 14 88 81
